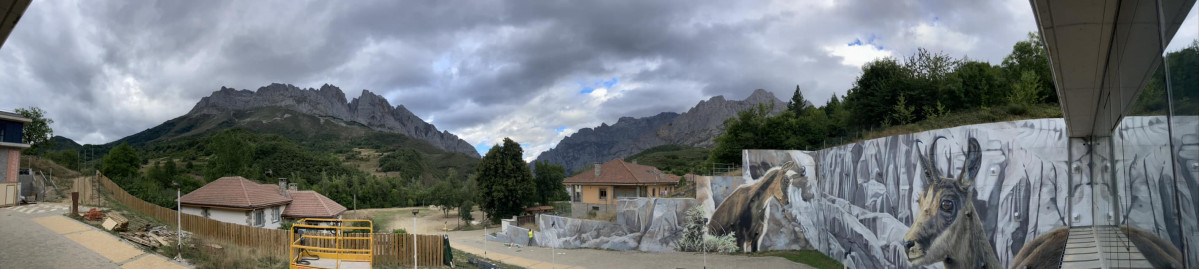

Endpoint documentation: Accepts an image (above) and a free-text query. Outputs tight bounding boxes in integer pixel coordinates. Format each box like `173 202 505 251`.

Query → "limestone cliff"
189 83 479 158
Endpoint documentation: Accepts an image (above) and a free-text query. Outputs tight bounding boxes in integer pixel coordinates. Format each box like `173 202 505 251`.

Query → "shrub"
675 206 738 253
392 228 408 234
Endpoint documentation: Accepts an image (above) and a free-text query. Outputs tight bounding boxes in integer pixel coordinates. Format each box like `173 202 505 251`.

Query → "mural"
723 117 1193 268
527 117 1195 268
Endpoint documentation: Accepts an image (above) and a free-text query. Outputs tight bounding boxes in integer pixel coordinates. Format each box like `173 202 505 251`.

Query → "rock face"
189 83 479 157
535 89 784 174
533 112 680 173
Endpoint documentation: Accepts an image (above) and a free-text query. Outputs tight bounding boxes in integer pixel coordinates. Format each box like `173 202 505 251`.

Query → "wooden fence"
304 233 446 266
517 215 537 226
95 175 444 266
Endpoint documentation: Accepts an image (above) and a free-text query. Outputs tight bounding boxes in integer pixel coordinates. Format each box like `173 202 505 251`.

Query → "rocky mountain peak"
188 83 480 158
534 89 783 174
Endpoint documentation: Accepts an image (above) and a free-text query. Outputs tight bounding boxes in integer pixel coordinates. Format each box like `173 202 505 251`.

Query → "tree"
787 85 807 117
1002 32 1055 103
101 143 141 180
459 200 475 227
532 160 567 205
709 103 773 165
945 61 1005 109
475 138 536 223
430 180 461 217
15 107 54 155
846 58 909 129
1008 70 1045 105
205 130 254 180
48 150 81 171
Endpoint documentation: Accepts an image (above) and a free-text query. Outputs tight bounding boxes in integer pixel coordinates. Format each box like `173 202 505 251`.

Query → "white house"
177 176 345 229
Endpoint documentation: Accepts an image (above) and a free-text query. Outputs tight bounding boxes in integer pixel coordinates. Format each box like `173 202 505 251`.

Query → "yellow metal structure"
289 218 373 269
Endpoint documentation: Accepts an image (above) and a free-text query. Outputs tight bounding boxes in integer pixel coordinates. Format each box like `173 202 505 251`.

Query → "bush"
393 228 408 234
675 206 738 253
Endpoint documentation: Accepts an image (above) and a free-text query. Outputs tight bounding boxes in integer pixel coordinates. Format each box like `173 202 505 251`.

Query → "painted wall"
713 117 1193 268
526 117 1196 268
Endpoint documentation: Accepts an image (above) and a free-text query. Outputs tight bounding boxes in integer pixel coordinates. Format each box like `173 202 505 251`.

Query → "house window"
254 209 265 227
201 208 210 218
272 207 281 223
599 188 607 200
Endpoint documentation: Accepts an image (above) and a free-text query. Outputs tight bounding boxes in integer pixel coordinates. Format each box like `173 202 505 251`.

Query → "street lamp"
412 209 419 269
173 181 182 261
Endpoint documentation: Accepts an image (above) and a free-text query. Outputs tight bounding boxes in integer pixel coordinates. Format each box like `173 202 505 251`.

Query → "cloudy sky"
1 1 1193 161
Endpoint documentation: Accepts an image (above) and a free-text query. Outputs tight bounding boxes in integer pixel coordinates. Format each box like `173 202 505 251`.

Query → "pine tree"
787 85 807 117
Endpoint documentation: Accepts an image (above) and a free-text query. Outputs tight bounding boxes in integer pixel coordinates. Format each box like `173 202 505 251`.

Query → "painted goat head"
902 137 999 268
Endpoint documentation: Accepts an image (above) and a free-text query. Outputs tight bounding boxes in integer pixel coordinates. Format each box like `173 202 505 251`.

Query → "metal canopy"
0 0 31 50
1031 0 1195 137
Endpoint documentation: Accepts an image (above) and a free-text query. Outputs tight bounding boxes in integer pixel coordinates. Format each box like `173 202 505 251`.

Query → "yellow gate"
289 218 373 269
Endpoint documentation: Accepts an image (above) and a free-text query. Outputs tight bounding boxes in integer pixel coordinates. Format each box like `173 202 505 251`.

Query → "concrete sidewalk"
0 203 188 269
445 229 810 269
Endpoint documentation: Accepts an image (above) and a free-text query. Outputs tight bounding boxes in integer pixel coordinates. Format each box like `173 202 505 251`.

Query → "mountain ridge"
188 83 479 158
535 89 785 174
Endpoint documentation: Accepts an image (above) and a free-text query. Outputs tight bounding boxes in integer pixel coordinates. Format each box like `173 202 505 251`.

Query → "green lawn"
750 250 844 269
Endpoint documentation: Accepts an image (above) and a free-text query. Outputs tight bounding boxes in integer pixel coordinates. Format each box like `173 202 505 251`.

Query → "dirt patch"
347 206 486 234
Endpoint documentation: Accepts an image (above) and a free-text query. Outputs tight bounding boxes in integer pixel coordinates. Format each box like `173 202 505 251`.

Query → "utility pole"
174 181 182 261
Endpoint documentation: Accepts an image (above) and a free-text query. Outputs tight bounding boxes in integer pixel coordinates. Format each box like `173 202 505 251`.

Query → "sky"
0 0 1193 162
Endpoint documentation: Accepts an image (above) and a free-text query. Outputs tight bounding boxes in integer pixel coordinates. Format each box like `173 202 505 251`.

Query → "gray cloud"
0 0 1045 159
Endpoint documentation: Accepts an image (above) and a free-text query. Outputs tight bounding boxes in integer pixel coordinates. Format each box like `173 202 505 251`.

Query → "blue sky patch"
848 35 885 50
578 77 620 94
555 126 568 132
474 141 493 155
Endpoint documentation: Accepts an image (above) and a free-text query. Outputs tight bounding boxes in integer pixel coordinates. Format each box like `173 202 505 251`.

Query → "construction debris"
83 208 104 221
102 213 129 231
119 224 182 249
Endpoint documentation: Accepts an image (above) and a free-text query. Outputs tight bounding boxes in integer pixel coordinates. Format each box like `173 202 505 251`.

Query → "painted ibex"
903 137 1001 269
709 161 797 252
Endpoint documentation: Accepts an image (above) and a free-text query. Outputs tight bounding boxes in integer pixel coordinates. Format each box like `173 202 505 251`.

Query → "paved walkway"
0 203 189 269
444 228 810 269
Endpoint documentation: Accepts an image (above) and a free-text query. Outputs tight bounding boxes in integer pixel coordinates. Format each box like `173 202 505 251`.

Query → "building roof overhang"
0 0 32 50
1031 0 1195 137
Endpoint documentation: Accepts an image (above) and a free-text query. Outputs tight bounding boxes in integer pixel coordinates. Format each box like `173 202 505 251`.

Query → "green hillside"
45 107 480 209
625 144 710 176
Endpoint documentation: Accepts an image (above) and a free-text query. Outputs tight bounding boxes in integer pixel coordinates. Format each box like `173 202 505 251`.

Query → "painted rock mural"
719 117 1194 268
528 117 1196 268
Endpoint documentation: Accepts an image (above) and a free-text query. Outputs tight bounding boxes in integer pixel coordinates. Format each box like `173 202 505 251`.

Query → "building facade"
178 176 346 229
0 111 30 207
563 159 683 217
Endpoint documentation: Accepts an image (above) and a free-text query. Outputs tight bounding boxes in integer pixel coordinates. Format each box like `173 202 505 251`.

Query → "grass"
624 144 710 176
450 248 523 269
749 250 844 269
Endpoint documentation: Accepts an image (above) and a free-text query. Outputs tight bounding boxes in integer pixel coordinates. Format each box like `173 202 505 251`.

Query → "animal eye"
940 200 954 211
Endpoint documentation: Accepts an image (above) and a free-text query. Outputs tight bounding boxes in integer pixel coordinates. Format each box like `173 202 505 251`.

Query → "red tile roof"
283 190 346 218
178 177 291 208
563 159 679 185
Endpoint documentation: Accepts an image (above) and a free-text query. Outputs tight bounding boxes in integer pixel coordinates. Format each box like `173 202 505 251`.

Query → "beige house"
178 176 346 229
563 159 683 217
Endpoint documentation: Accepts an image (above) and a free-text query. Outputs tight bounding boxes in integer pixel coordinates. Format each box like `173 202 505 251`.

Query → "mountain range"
187 83 478 157
534 89 785 174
